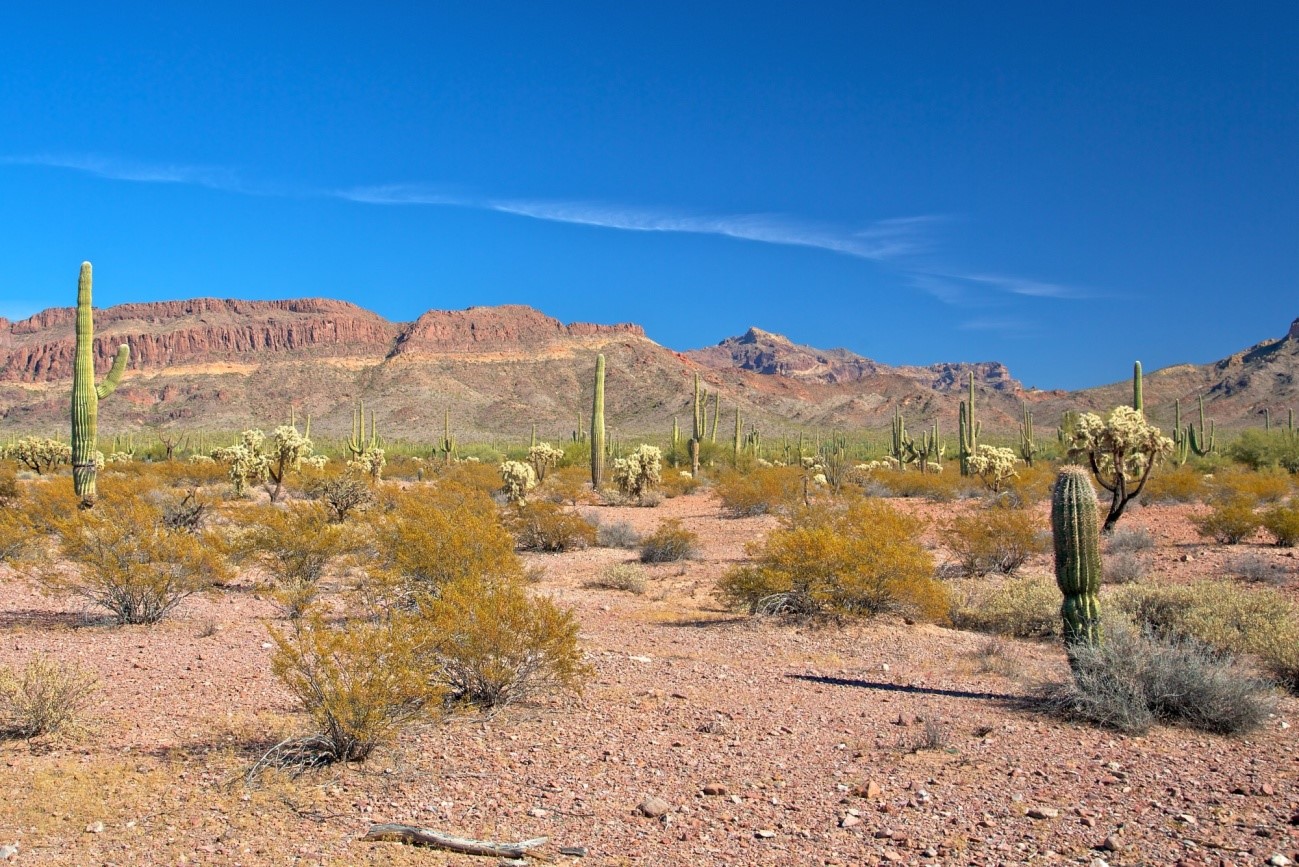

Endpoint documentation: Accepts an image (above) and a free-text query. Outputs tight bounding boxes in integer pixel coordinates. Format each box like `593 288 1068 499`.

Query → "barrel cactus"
1051 466 1103 671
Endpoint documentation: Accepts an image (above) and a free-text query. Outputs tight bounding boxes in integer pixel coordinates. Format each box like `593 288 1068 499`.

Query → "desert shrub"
1140 464 1207 504
942 505 1046 577
438 460 505 497
0 658 97 739
1104 526 1154 554
23 479 83 534
583 563 647 595
1261 501 1299 547
268 611 442 764
1226 429 1299 473
1102 551 1150 585
1192 496 1261 544
1226 553 1287 585
362 484 521 604
719 497 946 621
419 576 589 708
1033 618 1275 735
595 519 640 549
948 574 1060 638
540 465 590 506
233 503 357 618
129 456 231 489
639 518 700 563
659 470 701 498
1113 579 1299 686
1211 466 1292 505
306 473 375 522
870 467 971 502
0 465 20 509
713 466 803 516
1003 461 1057 505
506 501 596 552
611 444 662 504
154 488 211 532
43 492 230 624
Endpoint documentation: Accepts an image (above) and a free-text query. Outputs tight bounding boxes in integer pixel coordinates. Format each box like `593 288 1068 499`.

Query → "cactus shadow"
786 673 1026 703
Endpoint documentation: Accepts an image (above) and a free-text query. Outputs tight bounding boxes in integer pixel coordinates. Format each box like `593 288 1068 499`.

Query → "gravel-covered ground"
1 490 1296 866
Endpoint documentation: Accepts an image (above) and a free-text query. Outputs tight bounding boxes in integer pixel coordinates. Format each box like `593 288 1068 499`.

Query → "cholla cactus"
527 442 564 483
264 425 314 501
499 460 538 504
106 451 135 464
213 430 270 497
188 454 215 464
4 436 72 475
348 447 385 482
612 444 662 503
1067 405 1174 532
966 445 1019 493
304 454 329 470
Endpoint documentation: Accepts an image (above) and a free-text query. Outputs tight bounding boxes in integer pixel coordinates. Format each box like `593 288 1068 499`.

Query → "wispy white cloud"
943 271 1086 299
958 316 1036 334
336 184 938 262
1 153 253 193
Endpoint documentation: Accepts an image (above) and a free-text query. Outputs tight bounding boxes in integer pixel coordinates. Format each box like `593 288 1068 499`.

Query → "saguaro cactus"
1132 360 1143 414
590 354 606 489
1052 466 1103 671
958 371 979 476
71 262 129 506
689 372 704 477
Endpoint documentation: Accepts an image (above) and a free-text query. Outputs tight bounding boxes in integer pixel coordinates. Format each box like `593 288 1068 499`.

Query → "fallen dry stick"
360 824 549 858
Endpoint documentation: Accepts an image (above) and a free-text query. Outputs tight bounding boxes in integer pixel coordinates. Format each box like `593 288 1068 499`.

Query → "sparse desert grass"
595 518 641 549
949 574 1060 638
583 563 648 595
0 657 97 739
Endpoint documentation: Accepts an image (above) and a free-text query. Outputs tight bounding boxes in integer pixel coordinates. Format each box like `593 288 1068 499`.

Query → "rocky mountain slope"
0 297 1293 443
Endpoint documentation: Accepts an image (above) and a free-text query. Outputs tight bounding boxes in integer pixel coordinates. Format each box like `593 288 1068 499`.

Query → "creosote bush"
268 611 443 764
943 505 1046 577
948 574 1060 638
0 658 97 739
540 464 591 507
506 501 597 552
1032 617 1275 735
719 497 946 621
232 502 357 618
306 472 375 522
1141 464 1207 504
418 576 590 709
714 466 803 516
43 488 231 624
1210 466 1293 505
584 563 647 594
639 518 700 563
1192 495 1261 544
1261 501 1299 547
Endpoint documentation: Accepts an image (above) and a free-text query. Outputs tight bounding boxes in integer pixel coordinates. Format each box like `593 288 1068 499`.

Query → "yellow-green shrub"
505 501 597 552
659 469 702 499
943 505 1047 576
1261 501 1299 547
639 518 700 563
713 466 803 516
269 611 443 763
1192 496 1262 544
870 467 971 502
419 576 589 708
1211 466 1293 505
718 497 946 621
0 658 97 739
232 502 358 618
1003 461 1058 505
1141 464 1208 504
540 465 591 507
949 574 1061 638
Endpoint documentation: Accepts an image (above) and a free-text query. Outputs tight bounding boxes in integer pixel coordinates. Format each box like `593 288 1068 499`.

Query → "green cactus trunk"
689 372 703 477
590 354 606 489
1051 466 1103 672
1132 360 1143 414
71 262 129 507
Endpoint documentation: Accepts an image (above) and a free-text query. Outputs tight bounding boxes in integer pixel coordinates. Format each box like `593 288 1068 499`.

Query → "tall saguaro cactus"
71 262 129 507
689 372 704 477
1052 466 1103 671
1132 361 1143 414
590 354 606 489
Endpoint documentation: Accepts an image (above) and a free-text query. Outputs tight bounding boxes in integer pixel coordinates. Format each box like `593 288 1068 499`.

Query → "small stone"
636 796 671 818
882 851 905 863
1102 834 1123 852
85 822 105 834
1268 856 1293 867
558 846 588 857
754 829 776 839
865 781 882 799
1260 783 1276 796
1080 816 1096 828
0 845 18 861
528 807 549 818
701 784 727 796
1175 813 1197 825
1026 807 1059 820
1181 553 1194 562
628 655 652 663
839 814 862 829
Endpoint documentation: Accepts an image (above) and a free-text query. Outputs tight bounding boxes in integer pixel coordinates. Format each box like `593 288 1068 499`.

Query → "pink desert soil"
1 491 1296 866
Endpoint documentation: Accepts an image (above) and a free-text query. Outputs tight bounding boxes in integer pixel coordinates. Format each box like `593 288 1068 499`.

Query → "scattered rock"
754 829 776 839
1101 834 1123 852
1268 855 1292 867
636 796 671 818
839 814 862 829
0 845 17 861
701 783 728 796
1026 807 1059 820
528 807 549 818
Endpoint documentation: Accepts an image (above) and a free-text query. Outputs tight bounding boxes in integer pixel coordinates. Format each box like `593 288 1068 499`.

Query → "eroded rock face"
0 298 398 382
390 305 643 356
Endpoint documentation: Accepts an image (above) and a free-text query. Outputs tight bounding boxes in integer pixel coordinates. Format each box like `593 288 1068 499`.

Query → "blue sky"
1 3 1295 389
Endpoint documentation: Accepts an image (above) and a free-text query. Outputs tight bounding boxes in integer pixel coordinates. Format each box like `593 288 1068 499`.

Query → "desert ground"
1 486 1296 867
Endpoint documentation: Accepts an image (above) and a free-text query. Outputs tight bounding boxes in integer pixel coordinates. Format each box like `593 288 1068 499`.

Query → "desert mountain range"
0 298 1295 443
